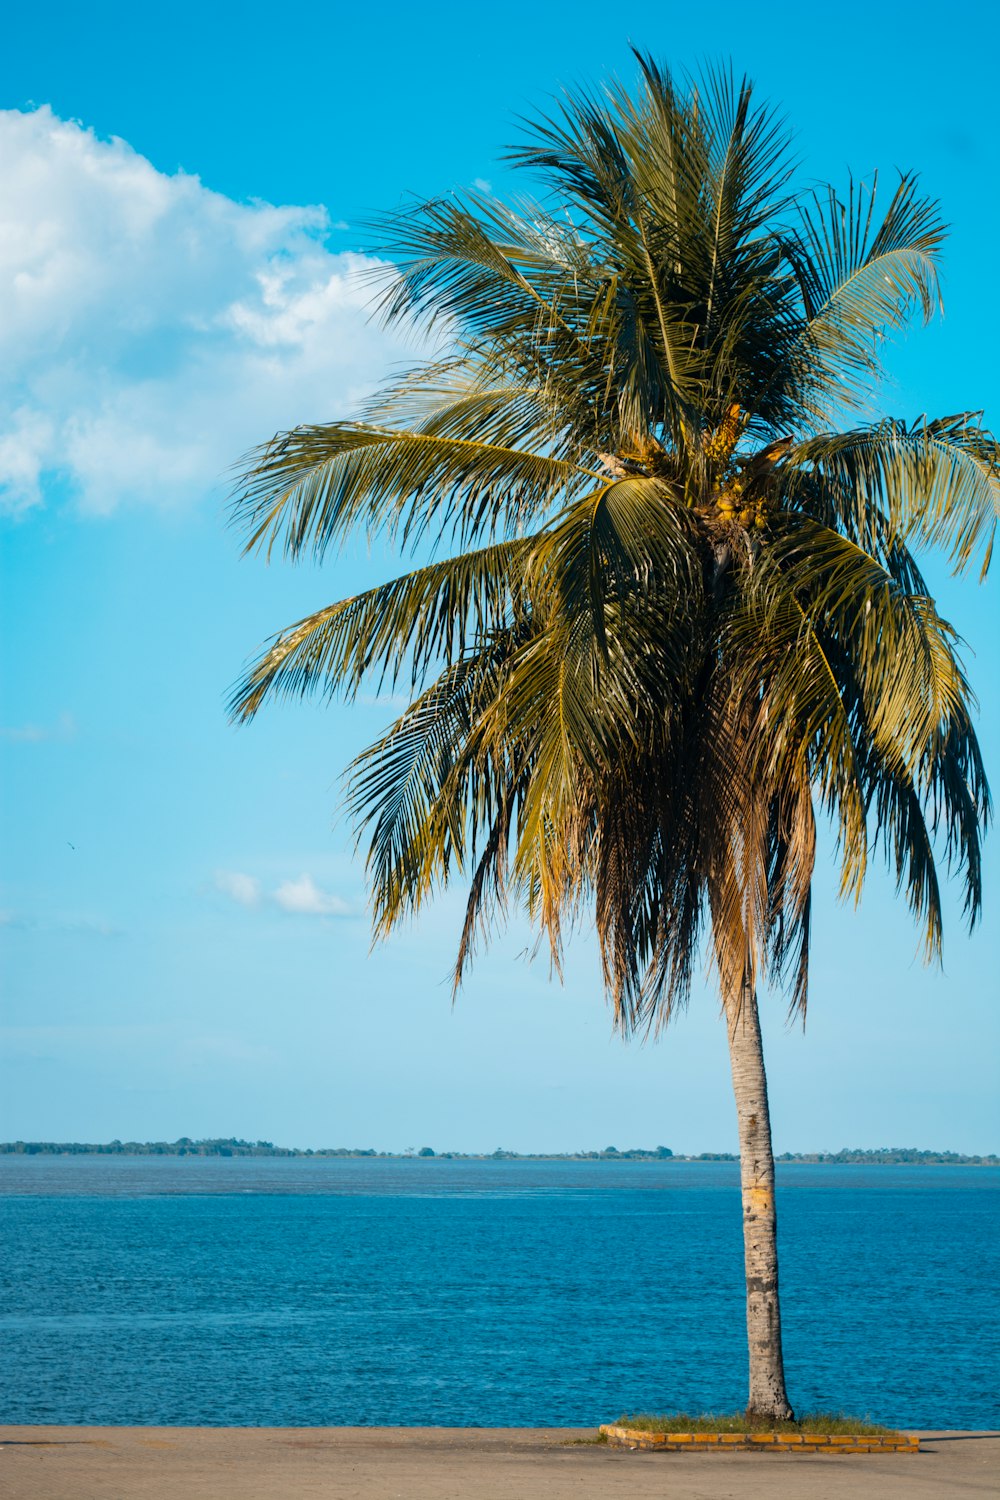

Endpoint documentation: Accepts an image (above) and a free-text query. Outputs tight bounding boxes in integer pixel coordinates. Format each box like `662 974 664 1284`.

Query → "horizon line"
2 1139 997 1163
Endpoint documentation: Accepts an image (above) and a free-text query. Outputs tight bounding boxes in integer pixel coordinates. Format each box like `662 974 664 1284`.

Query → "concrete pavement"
2 1425 997 1499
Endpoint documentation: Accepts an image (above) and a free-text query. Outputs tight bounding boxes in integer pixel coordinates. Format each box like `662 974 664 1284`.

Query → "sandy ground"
1 1426 997 1499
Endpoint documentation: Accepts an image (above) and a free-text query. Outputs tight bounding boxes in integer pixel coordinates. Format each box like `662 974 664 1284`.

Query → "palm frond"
785 414 999 576
229 537 535 720
233 423 599 559
231 53 991 1035
362 194 602 363
361 361 571 457
533 476 702 663
770 517 971 777
345 646 509 935
782 173 944 413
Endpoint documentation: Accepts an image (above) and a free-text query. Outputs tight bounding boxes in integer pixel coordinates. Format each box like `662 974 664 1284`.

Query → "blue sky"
1 0 997 1153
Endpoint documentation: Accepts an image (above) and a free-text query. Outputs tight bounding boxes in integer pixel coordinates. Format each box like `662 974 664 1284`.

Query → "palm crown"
231 57 994 1034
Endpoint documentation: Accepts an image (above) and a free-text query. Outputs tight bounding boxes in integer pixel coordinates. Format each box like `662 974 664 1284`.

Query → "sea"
1 1156 996 1430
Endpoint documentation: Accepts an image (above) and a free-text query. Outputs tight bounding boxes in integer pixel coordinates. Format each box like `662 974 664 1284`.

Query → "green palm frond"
361 363 571 457
363 194 603 372
769 519 970 772
764 765 816 1020
532 476 702 663
346 647 509 935
233 423 599 559
512 54 705 243
782 173 944 415
696 62 796 245
229 536 535 720
785 415 1000 576
727 548 870 904
232 53 991 1029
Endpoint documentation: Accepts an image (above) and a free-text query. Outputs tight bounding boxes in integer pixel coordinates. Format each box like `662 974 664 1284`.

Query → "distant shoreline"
1 1140 996 1165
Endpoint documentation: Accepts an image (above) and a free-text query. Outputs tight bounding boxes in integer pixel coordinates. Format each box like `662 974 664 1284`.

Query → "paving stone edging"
599 1424 920 1454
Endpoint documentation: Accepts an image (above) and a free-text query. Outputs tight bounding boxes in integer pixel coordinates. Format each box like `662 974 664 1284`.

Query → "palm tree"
229 57 996 1420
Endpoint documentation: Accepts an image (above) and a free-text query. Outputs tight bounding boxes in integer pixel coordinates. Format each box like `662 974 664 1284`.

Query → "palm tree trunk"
725 977 794 1421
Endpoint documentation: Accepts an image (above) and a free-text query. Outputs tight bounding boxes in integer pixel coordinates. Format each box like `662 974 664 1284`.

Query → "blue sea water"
0 1156 996 1429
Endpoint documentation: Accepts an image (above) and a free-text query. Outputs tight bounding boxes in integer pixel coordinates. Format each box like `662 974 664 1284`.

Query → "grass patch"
613 1412 897 1436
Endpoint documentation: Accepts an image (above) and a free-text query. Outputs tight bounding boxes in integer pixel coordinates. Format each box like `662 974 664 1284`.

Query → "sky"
1 0 997 1154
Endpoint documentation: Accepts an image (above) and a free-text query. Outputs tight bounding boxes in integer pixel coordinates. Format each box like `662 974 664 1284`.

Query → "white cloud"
273 873 352 917
0 711 76 743
212 868 353 916
0 107 419 516
472 178 492 193
214 870 262 907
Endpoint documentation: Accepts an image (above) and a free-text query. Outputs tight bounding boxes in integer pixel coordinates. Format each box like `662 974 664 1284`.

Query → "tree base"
746 1402 795 1424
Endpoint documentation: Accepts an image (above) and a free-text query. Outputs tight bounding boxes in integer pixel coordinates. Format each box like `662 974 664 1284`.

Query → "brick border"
600 1424 920 1454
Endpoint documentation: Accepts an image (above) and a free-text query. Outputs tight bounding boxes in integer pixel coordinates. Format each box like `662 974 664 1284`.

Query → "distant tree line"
774 1147 1000 1165
0 1139 995 1164
0 1138 376 1157
0 1138 674 1159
